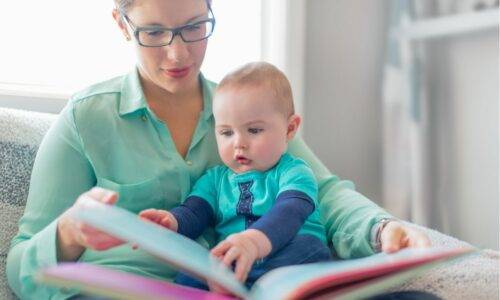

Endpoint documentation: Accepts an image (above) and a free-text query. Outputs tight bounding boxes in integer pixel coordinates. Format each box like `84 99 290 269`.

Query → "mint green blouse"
7 69 391 299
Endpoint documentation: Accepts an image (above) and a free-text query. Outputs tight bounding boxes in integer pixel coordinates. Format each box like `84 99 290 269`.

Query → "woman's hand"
57 187 125 261
380 221 431 253
138 209 178 231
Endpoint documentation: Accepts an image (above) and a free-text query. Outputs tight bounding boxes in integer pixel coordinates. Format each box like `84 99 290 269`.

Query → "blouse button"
186 160 193 166
141 115 147 122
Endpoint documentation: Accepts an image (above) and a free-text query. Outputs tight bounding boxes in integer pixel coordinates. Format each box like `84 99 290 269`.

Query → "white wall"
302 0 499 249
303 1 388 205
428 32 499 249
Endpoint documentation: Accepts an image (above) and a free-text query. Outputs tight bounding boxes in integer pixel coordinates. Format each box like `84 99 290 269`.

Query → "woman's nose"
165 35 189 62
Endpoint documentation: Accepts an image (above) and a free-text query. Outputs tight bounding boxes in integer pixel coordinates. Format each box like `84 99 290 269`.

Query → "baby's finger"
222 247 240 267
139 209 162 222
159 215 173 228
207 280 232 295
211 241 232 257
234 256 250 282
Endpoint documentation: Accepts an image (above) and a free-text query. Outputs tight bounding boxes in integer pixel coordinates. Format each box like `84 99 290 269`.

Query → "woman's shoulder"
200 73 218 96
69 74 125 105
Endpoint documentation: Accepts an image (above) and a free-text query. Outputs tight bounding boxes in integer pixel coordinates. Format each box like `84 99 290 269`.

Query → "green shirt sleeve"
6 102 96 299
287 136 392 258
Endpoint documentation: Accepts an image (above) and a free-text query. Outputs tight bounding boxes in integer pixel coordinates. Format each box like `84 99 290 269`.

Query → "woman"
6 0 430 299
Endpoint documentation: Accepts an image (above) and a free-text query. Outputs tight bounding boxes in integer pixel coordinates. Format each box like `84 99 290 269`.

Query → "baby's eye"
219 129 233 136
248 128 263 134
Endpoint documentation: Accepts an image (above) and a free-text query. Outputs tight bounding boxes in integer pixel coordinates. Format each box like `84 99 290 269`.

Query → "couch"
0 106 498 299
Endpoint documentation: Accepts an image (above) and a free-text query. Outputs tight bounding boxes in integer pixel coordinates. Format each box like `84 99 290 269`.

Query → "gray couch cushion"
0 107 56 300
390 223 499 299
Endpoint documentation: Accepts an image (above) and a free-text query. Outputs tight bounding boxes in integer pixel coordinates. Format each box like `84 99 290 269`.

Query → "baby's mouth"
235 155 251 165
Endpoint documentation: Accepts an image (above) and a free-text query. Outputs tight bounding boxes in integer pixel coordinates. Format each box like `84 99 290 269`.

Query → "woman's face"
116 0 210 95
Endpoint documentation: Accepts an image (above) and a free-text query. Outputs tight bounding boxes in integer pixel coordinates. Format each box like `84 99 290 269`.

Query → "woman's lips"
163 66 190 78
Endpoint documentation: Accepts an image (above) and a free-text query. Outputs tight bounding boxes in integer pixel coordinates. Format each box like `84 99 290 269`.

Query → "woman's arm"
287 137 392 258
6 103 96 298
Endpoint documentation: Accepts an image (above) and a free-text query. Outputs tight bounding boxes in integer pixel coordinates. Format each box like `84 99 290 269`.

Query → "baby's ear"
286 114 301 141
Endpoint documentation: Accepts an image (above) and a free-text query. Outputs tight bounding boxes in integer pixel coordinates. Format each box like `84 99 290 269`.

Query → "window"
0 1 261 96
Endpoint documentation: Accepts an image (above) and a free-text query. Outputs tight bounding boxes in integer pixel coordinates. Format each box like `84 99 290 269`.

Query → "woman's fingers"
380 222 404 253
407 228 431 248
380 222 432 253
86 187 118 205
77 222 124 250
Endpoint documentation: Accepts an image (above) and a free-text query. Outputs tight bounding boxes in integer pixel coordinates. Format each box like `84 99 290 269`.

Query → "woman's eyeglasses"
121 4 215 47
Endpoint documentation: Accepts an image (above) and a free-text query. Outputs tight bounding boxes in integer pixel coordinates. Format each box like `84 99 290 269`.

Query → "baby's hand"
139 209 178 231
211 232 260 283
380 221 431 253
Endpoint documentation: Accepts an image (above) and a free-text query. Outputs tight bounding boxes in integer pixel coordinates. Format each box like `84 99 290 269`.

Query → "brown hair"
114 0 134 12
114 0 212 13
216 62 294 117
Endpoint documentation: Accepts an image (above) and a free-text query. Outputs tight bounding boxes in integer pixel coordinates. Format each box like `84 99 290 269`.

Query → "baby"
139 62 331 289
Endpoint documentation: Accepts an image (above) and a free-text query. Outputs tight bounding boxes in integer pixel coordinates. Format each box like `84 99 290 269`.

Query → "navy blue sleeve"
249 190 314 256
170 196 215 240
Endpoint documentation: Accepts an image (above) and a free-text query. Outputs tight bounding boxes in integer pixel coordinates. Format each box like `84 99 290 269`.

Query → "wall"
303 1 388 205
428 32 499 249
303 0 499 249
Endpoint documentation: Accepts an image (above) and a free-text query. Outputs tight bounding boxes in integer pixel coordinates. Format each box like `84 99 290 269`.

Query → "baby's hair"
216 62 295 117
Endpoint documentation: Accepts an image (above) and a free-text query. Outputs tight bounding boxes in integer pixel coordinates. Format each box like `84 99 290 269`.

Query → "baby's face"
213 86 290 173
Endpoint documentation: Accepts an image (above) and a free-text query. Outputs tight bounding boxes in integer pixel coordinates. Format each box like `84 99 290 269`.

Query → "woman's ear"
112 9 131 41
286 114 301 141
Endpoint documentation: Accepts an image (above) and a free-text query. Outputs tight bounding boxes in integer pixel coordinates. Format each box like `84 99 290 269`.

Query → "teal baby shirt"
186 153 327 244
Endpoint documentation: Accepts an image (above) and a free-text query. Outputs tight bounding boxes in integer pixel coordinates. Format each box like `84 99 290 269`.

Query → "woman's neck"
141 77 202 109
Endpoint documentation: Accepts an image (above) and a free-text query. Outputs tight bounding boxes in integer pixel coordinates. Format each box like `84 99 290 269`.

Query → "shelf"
394 8 499 41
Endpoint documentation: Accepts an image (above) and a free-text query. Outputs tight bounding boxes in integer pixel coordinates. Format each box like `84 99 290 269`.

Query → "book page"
249 247 472 299
70 197 249 299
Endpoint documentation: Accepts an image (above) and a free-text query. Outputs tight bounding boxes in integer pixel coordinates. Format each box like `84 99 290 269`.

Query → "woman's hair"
216 62 295 117
114 0 212 13
114 0 134 12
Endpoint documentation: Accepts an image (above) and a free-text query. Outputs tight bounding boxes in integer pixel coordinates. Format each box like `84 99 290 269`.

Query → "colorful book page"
250 247 472 299
38 262 234 300
70 197 249 298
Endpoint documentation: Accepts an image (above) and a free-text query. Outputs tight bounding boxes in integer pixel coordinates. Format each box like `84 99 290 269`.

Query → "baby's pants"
174 234 332 290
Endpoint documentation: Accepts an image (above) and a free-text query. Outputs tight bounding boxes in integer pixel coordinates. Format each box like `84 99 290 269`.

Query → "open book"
37 198 473 300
